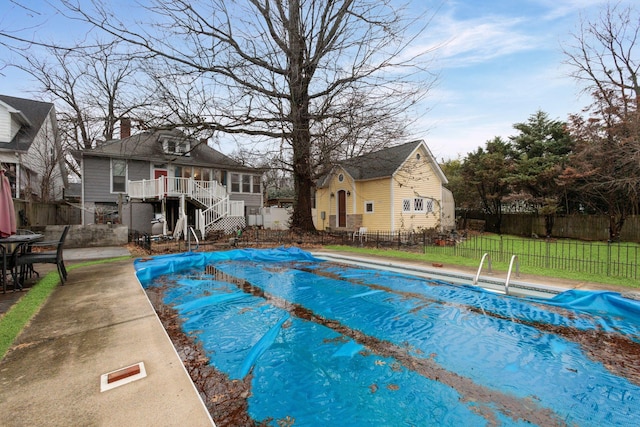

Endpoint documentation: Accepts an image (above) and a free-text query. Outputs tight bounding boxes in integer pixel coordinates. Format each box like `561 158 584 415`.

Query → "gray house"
75 126 263 236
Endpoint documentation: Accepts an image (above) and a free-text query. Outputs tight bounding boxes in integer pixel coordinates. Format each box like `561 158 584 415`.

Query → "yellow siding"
314 166 357 230
355 178 392 230
392 145 443 231
315 143 449 232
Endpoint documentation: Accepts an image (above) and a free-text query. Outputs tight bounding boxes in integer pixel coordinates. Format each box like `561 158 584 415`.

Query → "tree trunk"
609 213 625 242
544 214 555 237
288 0 316 233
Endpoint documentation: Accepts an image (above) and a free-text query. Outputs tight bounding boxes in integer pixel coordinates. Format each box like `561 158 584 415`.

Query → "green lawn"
326 240 640 289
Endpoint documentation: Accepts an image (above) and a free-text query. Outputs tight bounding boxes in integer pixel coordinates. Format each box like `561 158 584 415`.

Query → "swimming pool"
135 247 640 426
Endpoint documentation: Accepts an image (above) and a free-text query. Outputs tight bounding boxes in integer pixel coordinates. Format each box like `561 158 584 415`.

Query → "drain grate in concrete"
100 362 147 392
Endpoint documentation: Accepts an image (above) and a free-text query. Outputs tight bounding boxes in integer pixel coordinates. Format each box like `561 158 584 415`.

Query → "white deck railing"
128 177 227 202
127 176 245 232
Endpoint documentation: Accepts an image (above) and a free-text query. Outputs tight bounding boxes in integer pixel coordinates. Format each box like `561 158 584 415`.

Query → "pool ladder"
187 226 200 252
473 253 519 295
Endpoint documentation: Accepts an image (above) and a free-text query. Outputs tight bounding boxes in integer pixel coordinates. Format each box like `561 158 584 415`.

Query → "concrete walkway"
0 247 215 426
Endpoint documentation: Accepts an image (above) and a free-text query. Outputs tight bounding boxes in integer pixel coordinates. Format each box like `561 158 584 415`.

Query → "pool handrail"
504 255 520 295
473 253 492 286
187 226 200 252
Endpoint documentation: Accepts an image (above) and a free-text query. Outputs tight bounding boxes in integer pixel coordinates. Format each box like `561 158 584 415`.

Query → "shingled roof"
80 128 252 171
0 95 55 152
318 140 446 186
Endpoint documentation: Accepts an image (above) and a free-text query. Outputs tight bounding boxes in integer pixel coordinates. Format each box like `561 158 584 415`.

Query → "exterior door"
154 169 168 195
338 190 347 228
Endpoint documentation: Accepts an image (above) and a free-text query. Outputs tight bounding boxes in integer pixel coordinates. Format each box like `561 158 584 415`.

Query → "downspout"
15 153 21 200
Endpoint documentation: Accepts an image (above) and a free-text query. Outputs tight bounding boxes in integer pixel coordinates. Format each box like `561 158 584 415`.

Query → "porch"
127 176 245 236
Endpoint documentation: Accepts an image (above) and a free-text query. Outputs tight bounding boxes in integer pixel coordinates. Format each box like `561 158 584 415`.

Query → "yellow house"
315 140 454 232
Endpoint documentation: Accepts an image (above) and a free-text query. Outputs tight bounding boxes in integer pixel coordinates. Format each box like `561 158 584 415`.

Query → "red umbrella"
0 168 16 237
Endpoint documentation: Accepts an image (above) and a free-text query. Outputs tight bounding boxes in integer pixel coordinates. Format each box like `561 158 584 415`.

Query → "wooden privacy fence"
497 214 640 242
13 200 82 226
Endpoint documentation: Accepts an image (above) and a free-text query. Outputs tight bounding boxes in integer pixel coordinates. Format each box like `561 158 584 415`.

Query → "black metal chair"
15 225 70 285
5 242 30 291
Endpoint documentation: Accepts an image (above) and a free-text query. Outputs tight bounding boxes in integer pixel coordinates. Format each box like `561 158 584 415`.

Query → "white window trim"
402 198 411 212
364 201 374 214
425 199 434 213
110 159 127 194
162 138 191 156
230 173 262 193
414 197 424 212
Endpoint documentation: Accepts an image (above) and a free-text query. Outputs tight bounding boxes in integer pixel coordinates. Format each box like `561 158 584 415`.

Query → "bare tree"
562 2 640 240
61 0 437 231
9 40 155 178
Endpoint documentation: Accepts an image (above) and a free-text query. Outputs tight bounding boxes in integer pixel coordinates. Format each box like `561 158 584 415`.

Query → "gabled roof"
0 95 55 151
318 140 447 186
79 128 254 171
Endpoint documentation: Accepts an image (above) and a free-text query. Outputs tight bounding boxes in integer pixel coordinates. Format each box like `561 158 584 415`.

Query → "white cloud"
417 12 541 69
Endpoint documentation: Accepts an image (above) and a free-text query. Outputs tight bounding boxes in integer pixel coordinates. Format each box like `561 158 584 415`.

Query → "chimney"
120 118 131 139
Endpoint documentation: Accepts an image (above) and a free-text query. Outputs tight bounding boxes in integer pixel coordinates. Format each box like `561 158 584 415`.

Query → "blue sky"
0 0 627 160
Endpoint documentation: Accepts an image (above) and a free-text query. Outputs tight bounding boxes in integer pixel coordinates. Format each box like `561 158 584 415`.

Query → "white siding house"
0 95 66 202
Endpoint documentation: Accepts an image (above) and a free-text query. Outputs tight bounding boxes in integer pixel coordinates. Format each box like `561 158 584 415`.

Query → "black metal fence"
426 235 640 280
129 229 640 280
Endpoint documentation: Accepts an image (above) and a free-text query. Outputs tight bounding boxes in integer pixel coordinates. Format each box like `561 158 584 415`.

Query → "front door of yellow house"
338 190 347 228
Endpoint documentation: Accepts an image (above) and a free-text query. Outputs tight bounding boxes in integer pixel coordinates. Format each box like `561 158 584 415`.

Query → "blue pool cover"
135 247 640 426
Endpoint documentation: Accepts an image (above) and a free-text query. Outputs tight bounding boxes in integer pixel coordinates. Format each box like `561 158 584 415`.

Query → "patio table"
1 233 43 292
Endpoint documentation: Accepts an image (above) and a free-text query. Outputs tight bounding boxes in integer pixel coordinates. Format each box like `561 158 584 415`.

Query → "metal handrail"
472 253 492 286
504 255 520 295
187 226 200 252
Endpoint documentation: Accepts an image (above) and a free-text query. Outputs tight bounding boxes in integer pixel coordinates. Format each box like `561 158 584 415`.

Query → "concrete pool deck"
0 247 215 427
0 246 638 426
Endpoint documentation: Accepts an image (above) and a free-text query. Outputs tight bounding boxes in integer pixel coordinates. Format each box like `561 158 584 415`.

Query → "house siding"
315 143 449 233
20 111 65 200
356 178 392 230
316 167 358 229
392 145 442 231
128 159 150 181
82 157 113 203
230 193 262 212
0 103 10 142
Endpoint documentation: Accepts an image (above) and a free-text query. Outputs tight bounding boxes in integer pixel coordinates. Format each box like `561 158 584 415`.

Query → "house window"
414 198 424 212
163 138 190 156
202 169 211 181
111 159 127 193
426 199 434 213
231 173 241 192
230 173 261 193
193 167 202 180
338 173 344 182
242 175 251 193
252 175 261 193
402 199 411 212
365 201 374 213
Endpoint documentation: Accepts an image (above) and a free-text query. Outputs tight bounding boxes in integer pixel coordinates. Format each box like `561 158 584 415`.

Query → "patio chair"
352 227 367 242
15 229 38 279
6 242 30 291
16 225 70 285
